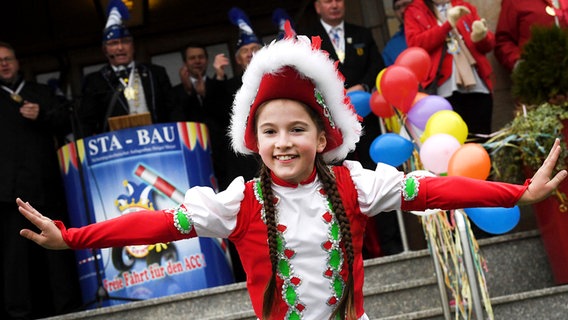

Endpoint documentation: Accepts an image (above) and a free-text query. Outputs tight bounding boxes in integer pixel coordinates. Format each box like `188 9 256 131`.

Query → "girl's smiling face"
256 99 327 184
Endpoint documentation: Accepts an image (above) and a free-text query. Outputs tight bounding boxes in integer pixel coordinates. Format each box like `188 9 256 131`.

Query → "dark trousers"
1 202 82 319
446 91 493 139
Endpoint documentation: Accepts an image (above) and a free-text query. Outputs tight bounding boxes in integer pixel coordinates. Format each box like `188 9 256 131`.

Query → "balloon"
421 110 468 144
447 143 491 180
419 133 461 174
369 133 414 167
370 90 395 118
394 47 432 82
413 92 429 105
346 90 371 117
406 170 441 216
407 95 453 130
464 206 521 234
380 65 418 114
375 68 387 94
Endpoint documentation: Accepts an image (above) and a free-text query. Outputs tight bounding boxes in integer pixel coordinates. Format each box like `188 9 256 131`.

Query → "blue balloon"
463 206 521 234
369 133 414 167
347 91 371 117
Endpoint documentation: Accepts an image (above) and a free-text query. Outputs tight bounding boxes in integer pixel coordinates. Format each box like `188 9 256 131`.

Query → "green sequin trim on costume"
320 187 345 307
401 175 421 201
314 88 336 129
171 204 193 234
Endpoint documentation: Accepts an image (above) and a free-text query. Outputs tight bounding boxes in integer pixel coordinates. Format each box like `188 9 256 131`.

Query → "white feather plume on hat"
229 35 362 164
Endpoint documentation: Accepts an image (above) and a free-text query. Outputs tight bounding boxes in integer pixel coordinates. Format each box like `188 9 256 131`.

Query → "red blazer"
495 0 559 72
404 0 495 91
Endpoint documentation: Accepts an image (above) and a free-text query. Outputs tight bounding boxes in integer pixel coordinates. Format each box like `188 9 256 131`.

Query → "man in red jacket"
495 0 564 73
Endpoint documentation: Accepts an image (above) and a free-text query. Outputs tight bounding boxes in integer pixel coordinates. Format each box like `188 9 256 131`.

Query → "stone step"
41 230 559 320
372 285 568 320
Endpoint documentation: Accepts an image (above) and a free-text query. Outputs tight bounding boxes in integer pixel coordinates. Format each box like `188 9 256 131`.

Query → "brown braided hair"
260 163 279 319
256 100 357 319
316 155 357 320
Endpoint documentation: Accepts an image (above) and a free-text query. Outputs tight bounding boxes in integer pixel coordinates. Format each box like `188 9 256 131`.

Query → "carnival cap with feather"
272 8 293 41
228 7 263 50
103 0 131 42
230 24 362 164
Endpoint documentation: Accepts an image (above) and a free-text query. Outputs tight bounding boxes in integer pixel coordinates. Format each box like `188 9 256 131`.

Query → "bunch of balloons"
350 46 520 234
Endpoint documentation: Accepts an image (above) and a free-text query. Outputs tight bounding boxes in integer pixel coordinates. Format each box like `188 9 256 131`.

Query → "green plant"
511 26 568 106
484 103 568 184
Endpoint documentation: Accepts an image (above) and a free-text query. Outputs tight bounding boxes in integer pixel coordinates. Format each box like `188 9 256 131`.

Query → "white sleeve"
183 177 245 238
343 160 404 216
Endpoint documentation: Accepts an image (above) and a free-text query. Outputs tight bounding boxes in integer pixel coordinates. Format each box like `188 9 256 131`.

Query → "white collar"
111 61 135 72
189 75 207 83
320 19 345 34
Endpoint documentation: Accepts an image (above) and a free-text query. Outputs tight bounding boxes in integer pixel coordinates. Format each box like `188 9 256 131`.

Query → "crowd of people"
2 0 566 318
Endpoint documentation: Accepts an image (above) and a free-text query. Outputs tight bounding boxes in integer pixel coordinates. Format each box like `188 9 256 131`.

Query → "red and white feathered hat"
230 27 362 164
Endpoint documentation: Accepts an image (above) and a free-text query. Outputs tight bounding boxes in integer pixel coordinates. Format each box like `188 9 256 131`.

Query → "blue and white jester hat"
228 7 263 50
272 8 294 41
103 0 131 42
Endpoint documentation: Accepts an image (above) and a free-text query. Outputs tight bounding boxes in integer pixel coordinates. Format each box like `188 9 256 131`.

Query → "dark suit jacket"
300 21 384 90
300 21 385 169
171 77 232 125
78 63 184 138
207 76 259 190
0 78 70 206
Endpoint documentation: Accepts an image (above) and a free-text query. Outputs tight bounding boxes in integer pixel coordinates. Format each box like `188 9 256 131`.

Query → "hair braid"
315 156 357 320
260 164 279 320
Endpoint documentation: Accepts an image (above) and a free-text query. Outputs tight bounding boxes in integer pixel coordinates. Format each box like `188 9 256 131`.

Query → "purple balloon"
407 95 453 130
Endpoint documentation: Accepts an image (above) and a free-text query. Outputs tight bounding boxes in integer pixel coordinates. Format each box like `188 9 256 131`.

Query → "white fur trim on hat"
229 35 362 164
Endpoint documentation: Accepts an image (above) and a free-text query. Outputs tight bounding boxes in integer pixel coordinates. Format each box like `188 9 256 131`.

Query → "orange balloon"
413 92 428 105
447 143 491 180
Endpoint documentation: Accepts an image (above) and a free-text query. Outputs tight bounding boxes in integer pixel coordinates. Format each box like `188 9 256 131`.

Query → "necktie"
330 27 345 62
117 67 131 83
330 27 340 48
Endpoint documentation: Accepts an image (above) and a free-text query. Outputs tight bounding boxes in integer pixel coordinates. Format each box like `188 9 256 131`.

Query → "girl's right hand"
517 138 568 205
17 198 70 250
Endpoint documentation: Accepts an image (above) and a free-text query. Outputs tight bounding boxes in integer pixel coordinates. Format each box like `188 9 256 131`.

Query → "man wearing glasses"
0 41 82 319
77 1 183 137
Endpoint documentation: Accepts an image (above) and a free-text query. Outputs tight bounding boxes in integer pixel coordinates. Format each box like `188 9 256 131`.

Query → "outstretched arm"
17 198 69 250
18 198 196 250
517 138 568 205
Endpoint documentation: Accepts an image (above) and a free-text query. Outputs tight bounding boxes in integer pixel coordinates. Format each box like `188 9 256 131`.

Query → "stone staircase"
42 230 568 320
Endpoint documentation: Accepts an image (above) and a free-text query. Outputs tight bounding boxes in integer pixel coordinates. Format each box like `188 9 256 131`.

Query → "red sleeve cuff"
56 210 197 250
401 176 528 212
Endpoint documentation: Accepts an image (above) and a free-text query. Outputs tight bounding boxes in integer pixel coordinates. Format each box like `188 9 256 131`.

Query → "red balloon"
394 47 432 82
380 65 418 114
370 90 395 118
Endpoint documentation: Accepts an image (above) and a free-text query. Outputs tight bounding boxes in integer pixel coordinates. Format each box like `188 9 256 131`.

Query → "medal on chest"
123 86 137 100
10 93 23 104
2 80 25 105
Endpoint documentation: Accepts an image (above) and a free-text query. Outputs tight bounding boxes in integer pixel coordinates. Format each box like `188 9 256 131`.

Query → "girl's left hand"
518 138 568 205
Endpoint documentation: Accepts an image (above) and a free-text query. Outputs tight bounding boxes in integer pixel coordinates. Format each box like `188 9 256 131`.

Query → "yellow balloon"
375 68 387 95
420 110 468 144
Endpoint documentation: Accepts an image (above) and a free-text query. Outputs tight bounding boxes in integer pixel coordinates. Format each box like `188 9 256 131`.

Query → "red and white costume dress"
56 161 527 320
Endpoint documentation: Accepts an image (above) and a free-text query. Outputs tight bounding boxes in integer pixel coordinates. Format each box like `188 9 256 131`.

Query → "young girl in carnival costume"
16 29 567 320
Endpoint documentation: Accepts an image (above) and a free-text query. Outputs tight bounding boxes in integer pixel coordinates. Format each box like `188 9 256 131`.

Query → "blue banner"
58 122 234 308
